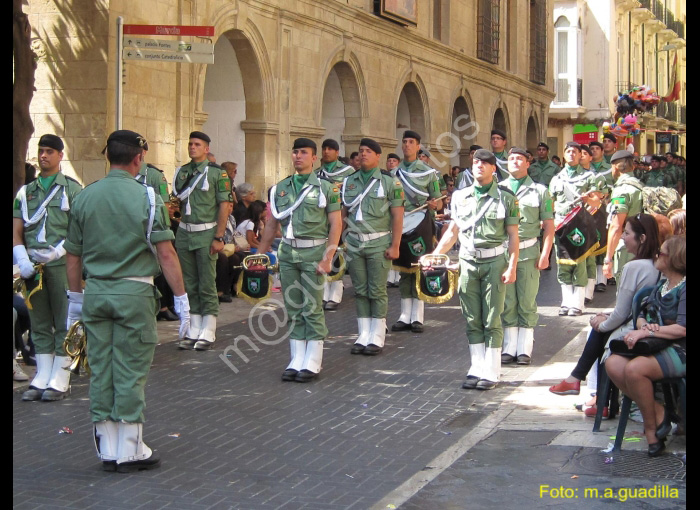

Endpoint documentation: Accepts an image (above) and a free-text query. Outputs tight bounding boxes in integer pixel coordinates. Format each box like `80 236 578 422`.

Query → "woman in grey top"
549 214 661 400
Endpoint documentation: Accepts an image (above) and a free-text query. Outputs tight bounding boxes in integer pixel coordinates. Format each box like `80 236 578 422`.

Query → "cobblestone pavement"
13 270 685 509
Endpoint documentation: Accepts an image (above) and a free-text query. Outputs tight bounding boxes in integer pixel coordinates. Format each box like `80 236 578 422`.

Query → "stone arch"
394 70 431 153
445 85 479 167
194 12 275 193
317 47 369 155
525 110 540 153
489 100 511 142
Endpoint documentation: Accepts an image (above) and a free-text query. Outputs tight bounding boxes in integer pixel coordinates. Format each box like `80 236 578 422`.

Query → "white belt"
464 245 506 260
179 221 217 232
282 238 327 248
517 237 538 250
348 231 390 242
122 276 154 285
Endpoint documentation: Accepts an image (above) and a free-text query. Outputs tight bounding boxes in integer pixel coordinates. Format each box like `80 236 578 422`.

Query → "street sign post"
123 25 215 37
122 48 214 64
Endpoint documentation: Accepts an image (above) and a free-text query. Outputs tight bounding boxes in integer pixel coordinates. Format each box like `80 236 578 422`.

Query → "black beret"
651 155 664 163
38 134 64 151
359 138 382 154
106 130 148 149
491 129 507 140
537 142 549 150
322 138 340 151
189 131 211 144
418 148 431 158
508 147 529 158
292 137 317 152
386 153 401 161
589 141 603 150
402 130 421 142
602 133 617 143
579 144 592 156
565 141 581 150
610 150 633 163
473 149 497 166
469 145 483 152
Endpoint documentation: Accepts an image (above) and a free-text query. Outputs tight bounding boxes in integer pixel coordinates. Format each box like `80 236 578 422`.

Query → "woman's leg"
620 356 665 445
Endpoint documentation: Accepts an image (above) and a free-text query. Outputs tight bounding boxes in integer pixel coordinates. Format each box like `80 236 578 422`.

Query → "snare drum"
394 210 434 270
554 206 600 265
402 209 426 234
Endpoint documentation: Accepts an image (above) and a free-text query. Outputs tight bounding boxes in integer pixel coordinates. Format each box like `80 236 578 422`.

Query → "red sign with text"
123 25 215 37
573 131 598 144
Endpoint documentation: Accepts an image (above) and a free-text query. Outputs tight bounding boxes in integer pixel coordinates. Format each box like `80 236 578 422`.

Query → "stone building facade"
28 0 555 192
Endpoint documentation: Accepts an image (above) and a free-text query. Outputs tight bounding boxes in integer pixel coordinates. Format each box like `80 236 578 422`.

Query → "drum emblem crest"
248 278 260 293
567 228 586 247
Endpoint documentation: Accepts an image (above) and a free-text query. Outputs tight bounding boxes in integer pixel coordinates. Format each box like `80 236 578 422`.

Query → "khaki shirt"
173 160 232 224
549 165 606 222
342 168 404 246
529 159 560 187
609 173 644 220
450 182 520 258
642 170 671 188
316 160 356 184
509 176 554 261
395 159 442 213
64 168 174 296
137 162 170 205
13 172 83 266
272 171 341 240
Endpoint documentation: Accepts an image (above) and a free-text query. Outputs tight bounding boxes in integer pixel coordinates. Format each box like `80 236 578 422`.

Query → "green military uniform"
14 173 82 354
454 168 474 190
528 158 560 188
137 162 170 206
173 159 232 347
608 173 644 279
342 167 404 354
64 168 174 424
493 151 511 182
316 159 356 307
604 153 613 164
392 158 442 331
272 169 341 380
549 164 606 315
14 171 82 401
501 175 553 364
642 168 671 188
589 160 614 292
451 180 519 384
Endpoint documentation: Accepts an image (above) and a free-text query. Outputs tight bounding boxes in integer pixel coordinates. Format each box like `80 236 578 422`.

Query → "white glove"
13 245 36 280
66 291 84 329
30 241 66 264
173 294 191 339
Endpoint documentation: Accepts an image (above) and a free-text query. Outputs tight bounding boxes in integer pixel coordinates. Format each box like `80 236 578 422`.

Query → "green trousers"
555 241 588 286
502 258 540 329
26 264 68 354
398 272 419 299
175 231 219 316
84 288 158 423
278 243 328 340
346 239 392 318
458 255 508 347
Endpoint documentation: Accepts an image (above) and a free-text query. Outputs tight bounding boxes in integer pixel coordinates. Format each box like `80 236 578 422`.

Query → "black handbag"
609 337 669 356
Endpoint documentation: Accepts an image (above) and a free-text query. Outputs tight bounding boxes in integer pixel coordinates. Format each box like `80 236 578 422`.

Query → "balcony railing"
656 102 678 122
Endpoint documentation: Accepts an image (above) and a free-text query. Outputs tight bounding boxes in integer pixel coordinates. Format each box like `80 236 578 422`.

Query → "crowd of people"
13 128 685 472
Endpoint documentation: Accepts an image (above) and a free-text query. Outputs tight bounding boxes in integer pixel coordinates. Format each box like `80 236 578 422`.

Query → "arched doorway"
202 35 246 184
395 82 427 154
450 96 475 168
201 29 267 189
493 107 508 139
526 115 539 153
321 62 364 157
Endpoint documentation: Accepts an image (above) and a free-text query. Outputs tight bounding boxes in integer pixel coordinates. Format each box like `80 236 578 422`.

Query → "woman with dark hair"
549 214 662 410
237 200 267 252
605 235 686 456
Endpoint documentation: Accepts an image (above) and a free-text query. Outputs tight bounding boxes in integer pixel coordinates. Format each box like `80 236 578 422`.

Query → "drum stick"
405 195 447 215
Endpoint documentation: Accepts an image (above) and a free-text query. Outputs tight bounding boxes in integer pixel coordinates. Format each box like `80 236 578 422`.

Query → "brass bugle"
414 253 451 268
63 320 90 376
235 253 279 273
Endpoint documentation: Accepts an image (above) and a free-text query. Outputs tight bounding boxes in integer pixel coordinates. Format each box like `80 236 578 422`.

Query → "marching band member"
341 138 404 355
432 149 520 390
257 138 342 382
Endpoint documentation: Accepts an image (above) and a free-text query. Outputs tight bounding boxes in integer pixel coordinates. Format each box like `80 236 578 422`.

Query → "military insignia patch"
408 237 426 257
279 191 286 197
248 278 260 294
394 189 404 200
218 179 231 192
427 275 441 294
567 228 586 247
347 184 356 191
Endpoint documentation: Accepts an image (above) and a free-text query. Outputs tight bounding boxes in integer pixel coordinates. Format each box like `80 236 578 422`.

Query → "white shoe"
13 359 28 381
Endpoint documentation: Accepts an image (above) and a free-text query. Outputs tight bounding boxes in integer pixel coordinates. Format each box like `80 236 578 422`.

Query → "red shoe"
584 405 609 419
549 379 581 395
